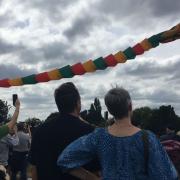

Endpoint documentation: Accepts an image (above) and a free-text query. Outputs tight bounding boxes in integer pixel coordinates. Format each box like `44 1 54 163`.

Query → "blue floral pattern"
57 128 178 180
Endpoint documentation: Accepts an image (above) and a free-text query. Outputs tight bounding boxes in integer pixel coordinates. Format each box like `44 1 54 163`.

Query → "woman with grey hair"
57 87 178 180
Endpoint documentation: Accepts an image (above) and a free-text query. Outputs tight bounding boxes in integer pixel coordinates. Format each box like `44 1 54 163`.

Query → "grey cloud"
0 12 29 29
0 38 24 55
130 87 180 104
42 42 69 60
63 11 110 40
96 0 179 30
22 92 53 107
30 0 75 13
17 0 79 22
94 84 107 98
63 15 95 40
18 41 91 69
115 58 180 80
166 71 180 87
79 83 107 102
40 42 90 69
13 19 30 29
97 0 146 18
0 13 12 27
147 89 180 104
0 64 37 79
63 10 110 40
129 86 180 116
98 0 180 18
19 48 44 65
147 0 180 17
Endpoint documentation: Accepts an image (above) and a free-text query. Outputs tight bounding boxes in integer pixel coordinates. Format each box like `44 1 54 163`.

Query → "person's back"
29 82 99 180
58 128 178 179
13 131 30 152
0 133 19 166
11 123 30 180
58 87 178 180
30 113 95 180
0 165 10 180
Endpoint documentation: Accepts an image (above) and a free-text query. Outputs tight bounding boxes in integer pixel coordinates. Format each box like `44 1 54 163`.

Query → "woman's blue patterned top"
57 128 178 180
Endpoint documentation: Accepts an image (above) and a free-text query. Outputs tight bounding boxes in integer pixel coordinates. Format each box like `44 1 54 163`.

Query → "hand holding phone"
13 94 18 106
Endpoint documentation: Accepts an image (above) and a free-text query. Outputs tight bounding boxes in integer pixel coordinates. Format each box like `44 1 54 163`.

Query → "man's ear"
76 99 81 113
129 102 132 112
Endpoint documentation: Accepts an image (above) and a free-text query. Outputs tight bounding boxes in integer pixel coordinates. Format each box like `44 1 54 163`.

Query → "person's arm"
57 130 99 178
27 125 32 143
7 99 20 130
148 132 178 179
69 167 100 180
31 165 38 180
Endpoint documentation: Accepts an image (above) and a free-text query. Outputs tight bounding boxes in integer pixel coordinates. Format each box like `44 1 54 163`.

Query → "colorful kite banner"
0 23 179 88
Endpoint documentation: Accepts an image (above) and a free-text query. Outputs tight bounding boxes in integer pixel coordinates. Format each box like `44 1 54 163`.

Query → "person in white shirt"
11 122 31 180
0 126 19 167
0 165 10 180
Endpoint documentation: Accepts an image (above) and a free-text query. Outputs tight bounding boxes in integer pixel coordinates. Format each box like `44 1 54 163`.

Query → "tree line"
1 98 180 136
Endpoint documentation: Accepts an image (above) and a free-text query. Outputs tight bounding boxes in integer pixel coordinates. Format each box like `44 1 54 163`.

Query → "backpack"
161 140 180 173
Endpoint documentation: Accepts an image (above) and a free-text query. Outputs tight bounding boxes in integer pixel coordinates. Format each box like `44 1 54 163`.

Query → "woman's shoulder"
131 130 159 149
140 130 159 142
144 130 160 144
88 128 106 139
77 128 105 142
135 130 164 154
85 128 107 142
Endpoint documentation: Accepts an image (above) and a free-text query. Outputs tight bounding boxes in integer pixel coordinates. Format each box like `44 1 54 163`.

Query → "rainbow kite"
0 23 179 88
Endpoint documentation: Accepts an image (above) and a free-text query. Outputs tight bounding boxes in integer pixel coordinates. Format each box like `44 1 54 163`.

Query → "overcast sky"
0 0 180 121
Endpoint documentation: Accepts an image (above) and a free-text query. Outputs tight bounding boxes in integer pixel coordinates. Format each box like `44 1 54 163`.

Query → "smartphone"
104 111 108 120
13 94 18 106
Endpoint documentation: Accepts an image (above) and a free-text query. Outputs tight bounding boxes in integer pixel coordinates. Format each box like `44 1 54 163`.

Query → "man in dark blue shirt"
29 82 99 180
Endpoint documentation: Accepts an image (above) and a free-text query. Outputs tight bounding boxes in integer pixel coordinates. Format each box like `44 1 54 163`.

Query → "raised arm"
57 130 99 179
148 133 178 179
7 99 20 130
69 167 100 180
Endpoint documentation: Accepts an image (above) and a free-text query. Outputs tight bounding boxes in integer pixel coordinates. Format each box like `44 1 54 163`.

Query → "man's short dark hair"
17 122 25 131
104 87 131 119
54 82 80 113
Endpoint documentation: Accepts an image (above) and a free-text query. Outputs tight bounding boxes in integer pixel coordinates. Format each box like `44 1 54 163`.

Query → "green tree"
174 117 180 132
45 112 59 122
132 107 153 128
25 117 42 128
148 105 177 135
144 109 164 135
132 105 180 135
158 105 177 128
83 98 106 127
0 99 11 124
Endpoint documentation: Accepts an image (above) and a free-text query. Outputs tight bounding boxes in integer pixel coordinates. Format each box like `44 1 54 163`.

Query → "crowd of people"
0 82 180 180
0 120 31 179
